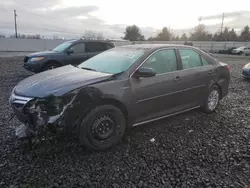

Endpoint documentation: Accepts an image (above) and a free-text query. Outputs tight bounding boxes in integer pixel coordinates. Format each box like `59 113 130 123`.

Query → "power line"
14 10 17 38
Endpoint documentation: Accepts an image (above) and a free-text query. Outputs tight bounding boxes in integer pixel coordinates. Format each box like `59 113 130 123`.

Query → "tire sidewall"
203 85 220 113
79 105 126 151
43 62 59 71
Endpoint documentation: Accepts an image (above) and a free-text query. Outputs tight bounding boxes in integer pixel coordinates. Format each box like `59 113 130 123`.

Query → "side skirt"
132 106 200 127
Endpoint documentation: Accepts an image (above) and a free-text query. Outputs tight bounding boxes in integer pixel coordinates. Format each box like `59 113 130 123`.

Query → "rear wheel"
239 51 243 55
202 85 220 113
78 105 126 151
43 62 60 71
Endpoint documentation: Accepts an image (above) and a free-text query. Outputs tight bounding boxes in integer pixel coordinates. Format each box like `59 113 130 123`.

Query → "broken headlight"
25 96 64 116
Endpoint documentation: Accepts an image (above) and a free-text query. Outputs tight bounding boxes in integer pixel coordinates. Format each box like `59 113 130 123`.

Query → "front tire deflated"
78 105 126 151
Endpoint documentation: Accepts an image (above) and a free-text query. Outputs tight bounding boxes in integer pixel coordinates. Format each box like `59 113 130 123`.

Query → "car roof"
65 39 114 44
120 44 198 50
77 39 113 43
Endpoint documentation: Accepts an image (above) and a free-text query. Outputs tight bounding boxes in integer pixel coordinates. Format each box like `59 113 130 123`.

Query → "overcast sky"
0 0 250 39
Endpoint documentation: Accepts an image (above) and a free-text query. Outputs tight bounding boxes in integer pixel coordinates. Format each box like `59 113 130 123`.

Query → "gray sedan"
10 44 230 151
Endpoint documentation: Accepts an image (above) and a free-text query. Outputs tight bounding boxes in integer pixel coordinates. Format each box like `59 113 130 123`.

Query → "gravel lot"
0 55 250 188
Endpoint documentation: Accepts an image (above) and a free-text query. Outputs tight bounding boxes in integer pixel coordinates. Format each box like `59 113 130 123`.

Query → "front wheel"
43 62 60 71
202 85 220 113
78 105 126 151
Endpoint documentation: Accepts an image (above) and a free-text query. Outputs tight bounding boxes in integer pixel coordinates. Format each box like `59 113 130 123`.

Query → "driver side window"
141 49 177 74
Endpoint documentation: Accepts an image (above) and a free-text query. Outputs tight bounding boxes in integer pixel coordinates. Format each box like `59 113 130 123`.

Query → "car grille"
9 91 33 110
24 56 29 63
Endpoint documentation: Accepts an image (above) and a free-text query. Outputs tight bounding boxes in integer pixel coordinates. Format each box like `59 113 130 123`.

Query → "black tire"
239 51 243 55
202 85 220 113
43 62 60 71
78 105 126 151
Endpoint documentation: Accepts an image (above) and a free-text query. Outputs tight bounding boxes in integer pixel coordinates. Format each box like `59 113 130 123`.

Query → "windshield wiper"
80 67 97 72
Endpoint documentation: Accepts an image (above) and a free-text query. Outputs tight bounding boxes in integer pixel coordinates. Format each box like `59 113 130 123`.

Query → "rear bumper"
217 78 230 99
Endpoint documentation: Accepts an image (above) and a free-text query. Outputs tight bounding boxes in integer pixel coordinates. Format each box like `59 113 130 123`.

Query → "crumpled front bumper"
9 88 81 139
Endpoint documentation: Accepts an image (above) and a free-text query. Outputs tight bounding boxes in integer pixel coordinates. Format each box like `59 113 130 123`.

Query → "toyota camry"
9 44 230 151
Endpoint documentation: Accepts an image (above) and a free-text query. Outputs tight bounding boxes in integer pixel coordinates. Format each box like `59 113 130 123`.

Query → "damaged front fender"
15 86 104 139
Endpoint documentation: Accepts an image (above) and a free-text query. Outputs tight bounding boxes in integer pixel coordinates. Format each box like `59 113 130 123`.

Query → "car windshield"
52 41 73 52
78 48 145 74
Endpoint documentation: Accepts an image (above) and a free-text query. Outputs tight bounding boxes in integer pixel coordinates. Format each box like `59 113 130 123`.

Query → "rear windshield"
78 48 145 74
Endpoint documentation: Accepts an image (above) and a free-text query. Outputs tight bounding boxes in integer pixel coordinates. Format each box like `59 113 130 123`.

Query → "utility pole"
220 13 225 34
14 10 17 38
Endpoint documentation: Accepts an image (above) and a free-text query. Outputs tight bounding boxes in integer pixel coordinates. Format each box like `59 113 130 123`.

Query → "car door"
177 48 216 107
85 42 107 59
65 42 88 65
246 47 250 55
130 48 186 124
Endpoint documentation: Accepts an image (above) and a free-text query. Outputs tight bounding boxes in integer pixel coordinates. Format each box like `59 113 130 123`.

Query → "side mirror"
133 67 156 78
67 48 74 54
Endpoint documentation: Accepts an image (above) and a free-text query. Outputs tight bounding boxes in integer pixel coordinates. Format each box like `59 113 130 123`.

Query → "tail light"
226 65 230 71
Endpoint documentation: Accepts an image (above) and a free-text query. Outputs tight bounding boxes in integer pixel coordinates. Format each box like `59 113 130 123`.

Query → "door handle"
174 76 182 81
208 70 213 75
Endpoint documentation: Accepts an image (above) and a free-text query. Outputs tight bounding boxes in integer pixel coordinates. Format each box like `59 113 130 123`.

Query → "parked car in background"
218 47 237 54
228 47 237 54
23 39 115 73
243 47 250 56
184 41 193 46
242 63 250 79
10 44 230 151
231 46 247 55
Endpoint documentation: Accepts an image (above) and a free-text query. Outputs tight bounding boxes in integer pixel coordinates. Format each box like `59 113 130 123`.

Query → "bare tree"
83 30 104 40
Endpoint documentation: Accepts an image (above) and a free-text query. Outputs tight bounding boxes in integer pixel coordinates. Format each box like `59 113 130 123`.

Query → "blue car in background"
242 63 250 79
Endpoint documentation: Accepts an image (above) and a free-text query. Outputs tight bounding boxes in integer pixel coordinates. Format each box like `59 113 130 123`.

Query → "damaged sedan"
9 44 230 151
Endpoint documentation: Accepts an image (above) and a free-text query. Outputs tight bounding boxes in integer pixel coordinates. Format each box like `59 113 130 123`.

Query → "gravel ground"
0 56 250 188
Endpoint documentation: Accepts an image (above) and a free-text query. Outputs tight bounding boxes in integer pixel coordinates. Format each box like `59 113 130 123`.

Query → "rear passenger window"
141 49 177 74
179 49 202 69
85 42 105 52
70 43 85 53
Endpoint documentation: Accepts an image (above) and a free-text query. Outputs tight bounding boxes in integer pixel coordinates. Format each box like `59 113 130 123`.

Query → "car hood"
27 50 59 57
15 65 112 98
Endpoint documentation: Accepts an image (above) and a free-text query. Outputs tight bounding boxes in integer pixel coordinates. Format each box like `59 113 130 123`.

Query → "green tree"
240 25 250 41
180 33 188 41
221 27 229 41
155 27 172 41
174 36 180 41
189 24 209 41
147 37 154 41
123 25 145 41
228 29 238 41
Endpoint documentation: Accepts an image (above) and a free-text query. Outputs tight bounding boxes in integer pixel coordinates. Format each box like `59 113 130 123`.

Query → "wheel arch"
42 60 62 69
208 80 223 100
98 98 129 122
